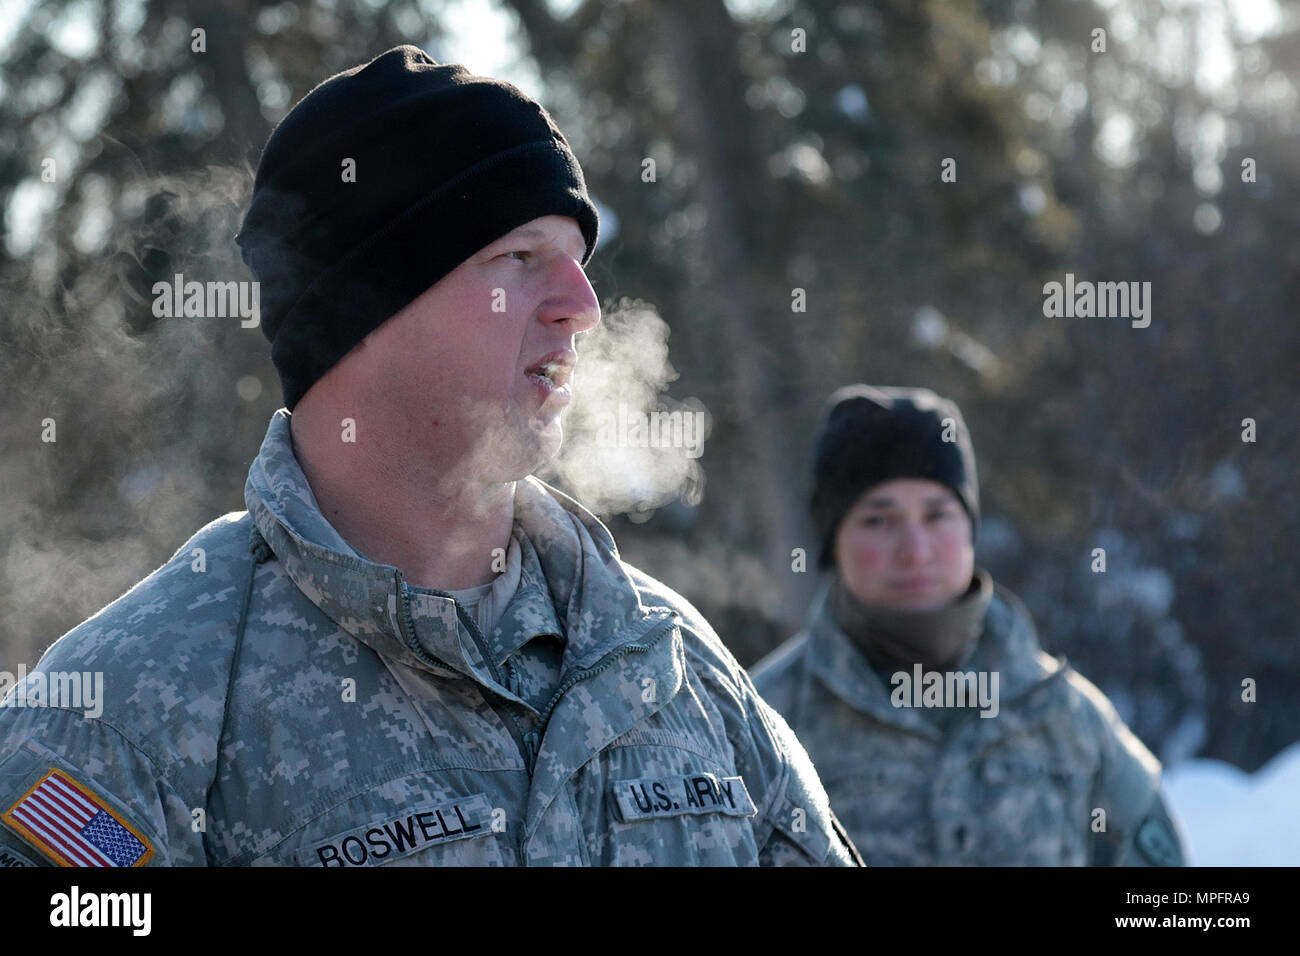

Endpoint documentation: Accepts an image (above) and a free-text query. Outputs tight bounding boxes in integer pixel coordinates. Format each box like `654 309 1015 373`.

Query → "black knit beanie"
811 385 979 568
235 45 600 410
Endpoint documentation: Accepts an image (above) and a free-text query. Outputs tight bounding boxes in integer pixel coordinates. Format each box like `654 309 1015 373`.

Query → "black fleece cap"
235 45 600 410
811 385 979 568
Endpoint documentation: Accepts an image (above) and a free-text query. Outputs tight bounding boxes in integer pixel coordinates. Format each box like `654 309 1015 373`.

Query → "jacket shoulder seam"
17 705 192 804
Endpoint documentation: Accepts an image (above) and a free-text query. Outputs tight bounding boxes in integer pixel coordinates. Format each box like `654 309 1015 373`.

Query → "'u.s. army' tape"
612 772 756 823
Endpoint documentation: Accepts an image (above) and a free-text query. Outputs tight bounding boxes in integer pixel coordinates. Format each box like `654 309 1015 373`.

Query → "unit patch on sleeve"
299 793 496 866
613 773 757 823
1135 813 1182 867
2 769 155 867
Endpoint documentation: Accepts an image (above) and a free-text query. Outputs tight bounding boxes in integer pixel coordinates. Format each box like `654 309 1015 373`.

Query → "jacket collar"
804 573 1063 732
244 410 667 696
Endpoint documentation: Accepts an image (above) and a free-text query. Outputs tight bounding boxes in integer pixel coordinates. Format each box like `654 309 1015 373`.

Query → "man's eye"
503 250 529 262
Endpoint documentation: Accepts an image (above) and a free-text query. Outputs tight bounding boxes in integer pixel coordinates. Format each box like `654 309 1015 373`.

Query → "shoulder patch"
1135 814 1181 867
2 769 155 867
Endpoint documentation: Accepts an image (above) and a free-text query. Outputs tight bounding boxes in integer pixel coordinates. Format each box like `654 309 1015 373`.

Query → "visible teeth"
532 362 562 383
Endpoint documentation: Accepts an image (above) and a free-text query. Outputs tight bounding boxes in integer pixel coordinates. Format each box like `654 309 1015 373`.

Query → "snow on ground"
1162 740 1300 865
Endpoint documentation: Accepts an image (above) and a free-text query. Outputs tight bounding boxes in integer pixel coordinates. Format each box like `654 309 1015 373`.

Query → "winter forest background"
1 0 1297 863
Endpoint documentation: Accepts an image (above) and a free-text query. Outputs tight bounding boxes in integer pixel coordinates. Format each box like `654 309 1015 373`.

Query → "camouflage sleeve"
0 704 205 867
738 684 863 866
1076 673 1187 866
621 567 862 865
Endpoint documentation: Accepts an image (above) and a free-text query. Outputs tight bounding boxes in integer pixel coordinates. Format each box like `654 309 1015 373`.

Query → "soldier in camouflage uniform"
0 46 858 867
751 385 1186 866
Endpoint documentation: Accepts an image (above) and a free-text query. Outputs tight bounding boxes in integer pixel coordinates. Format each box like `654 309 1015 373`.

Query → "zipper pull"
523 730 540 774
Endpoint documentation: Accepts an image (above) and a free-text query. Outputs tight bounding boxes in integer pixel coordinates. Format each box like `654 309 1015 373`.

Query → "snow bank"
1163 740 1300 865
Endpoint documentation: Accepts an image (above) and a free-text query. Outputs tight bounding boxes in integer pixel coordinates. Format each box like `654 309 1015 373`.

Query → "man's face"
355 215 600 481
833 478 974 611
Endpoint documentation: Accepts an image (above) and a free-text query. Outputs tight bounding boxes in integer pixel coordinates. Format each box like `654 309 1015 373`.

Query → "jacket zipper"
398 577 535 772
535 616 677 731
400 577 677 775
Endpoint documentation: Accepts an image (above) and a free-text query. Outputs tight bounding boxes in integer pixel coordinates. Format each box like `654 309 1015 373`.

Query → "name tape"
301 793 494 867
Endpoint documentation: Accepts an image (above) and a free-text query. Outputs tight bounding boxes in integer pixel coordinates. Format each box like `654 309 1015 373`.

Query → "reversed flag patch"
2 769 154 867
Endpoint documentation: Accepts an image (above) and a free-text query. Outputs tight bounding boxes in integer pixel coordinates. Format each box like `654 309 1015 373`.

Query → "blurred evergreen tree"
1 0 1295 771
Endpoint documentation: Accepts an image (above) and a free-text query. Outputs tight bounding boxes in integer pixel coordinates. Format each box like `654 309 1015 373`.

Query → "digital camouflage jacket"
751 581 1187 866
0 411 859 867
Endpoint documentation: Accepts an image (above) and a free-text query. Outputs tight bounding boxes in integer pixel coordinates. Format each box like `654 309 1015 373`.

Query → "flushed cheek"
440 343 518 397
934 538 965 565
414 356 492 400
931 534 973 587
932 526 970 560
843 534 892 577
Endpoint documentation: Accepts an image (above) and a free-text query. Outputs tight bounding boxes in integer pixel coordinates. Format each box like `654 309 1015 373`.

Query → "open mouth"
526 360 574 389
525 350 577 394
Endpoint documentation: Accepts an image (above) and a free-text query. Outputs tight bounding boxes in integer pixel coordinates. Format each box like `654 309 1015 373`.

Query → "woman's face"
833 478 975 611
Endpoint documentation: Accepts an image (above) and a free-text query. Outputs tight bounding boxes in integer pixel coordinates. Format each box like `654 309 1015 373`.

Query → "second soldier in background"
752 385 1187 866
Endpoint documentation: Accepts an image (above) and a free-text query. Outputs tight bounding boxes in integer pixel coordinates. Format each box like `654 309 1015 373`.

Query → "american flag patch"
2 769 154 867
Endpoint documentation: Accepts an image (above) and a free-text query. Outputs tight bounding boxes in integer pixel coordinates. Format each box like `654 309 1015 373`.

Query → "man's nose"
537 254 601 334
